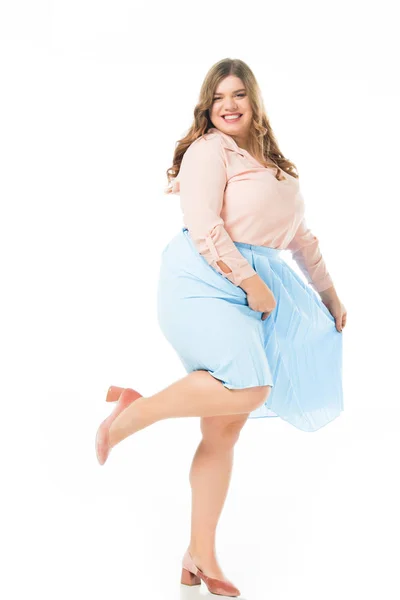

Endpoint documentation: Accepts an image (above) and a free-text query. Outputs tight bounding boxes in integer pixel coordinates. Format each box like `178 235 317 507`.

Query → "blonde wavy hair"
165 58 298 194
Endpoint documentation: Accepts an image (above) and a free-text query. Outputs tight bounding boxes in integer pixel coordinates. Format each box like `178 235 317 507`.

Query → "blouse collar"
207 127 248 158
207 127 296 184
207 127 275 172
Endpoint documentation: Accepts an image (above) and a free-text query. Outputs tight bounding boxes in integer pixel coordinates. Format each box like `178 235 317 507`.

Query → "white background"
1 1 399 599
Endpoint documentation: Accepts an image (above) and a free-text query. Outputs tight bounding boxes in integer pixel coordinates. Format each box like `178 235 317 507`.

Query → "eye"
213 93 246 101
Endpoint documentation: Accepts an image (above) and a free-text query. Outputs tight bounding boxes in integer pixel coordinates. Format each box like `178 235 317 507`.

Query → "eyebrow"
213 88 246 95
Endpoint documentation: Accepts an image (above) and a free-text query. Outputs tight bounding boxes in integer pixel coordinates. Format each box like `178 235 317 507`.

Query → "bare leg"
187 413 249 579
108 370 269 450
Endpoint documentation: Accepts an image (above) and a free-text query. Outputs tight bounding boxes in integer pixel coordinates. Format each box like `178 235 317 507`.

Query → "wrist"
239 273 262 293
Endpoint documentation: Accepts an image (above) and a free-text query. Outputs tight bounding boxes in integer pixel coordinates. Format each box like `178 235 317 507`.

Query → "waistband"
182 227 282 259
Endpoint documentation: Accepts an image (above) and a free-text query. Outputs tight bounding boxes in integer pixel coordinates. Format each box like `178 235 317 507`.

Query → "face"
209 75 252 147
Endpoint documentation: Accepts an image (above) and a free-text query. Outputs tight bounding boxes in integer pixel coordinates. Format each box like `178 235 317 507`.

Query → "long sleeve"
178 135 257 287
286 216 334 293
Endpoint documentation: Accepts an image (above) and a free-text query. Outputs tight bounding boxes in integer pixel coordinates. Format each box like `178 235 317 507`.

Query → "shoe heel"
106 386 125 402
181 568 201 586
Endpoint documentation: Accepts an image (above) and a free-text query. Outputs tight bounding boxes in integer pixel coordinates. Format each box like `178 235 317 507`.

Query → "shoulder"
184 130 225 159
180 131 227 173
169 130 228 194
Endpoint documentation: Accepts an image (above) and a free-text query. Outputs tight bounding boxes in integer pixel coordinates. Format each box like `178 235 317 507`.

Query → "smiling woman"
96 57 346 600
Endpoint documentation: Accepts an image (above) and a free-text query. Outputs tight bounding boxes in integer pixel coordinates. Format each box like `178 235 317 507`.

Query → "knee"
201 414 249 449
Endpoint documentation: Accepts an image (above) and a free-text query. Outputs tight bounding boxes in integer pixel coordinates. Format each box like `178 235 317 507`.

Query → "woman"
95 58 346 597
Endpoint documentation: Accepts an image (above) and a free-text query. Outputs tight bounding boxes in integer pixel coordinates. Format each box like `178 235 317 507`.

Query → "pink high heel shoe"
95 386 142 465
181 549 241 597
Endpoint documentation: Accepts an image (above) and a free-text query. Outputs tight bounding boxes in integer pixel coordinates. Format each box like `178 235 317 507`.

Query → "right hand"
240 274 276 321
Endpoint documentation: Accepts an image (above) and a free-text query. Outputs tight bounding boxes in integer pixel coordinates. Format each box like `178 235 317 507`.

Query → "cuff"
311 274 334 293
204 234 257 287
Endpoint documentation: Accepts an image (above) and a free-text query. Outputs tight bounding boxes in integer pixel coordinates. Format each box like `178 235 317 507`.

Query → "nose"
222 105 239 114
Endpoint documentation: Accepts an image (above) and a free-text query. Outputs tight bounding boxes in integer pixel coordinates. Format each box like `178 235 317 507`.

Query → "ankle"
188 542 217 559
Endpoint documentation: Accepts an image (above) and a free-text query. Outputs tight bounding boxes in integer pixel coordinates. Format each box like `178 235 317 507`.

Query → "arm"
178 134 257 287
286 216 334 293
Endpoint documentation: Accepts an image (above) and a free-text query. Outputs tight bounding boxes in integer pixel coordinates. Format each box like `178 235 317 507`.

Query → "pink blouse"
168 127 333 293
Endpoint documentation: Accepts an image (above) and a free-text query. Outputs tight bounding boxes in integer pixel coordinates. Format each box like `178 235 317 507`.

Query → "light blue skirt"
157 227 344 432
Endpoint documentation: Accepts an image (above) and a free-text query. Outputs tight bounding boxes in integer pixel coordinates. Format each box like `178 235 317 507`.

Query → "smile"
222 114 242 122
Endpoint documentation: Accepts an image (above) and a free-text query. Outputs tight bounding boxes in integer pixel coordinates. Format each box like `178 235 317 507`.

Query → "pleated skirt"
156 227 344 432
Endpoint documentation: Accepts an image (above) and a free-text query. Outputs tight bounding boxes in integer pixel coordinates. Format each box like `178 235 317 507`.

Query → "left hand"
319 287 347 332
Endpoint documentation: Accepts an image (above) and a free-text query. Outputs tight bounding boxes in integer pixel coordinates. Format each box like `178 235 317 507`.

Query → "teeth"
223 115 241 120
